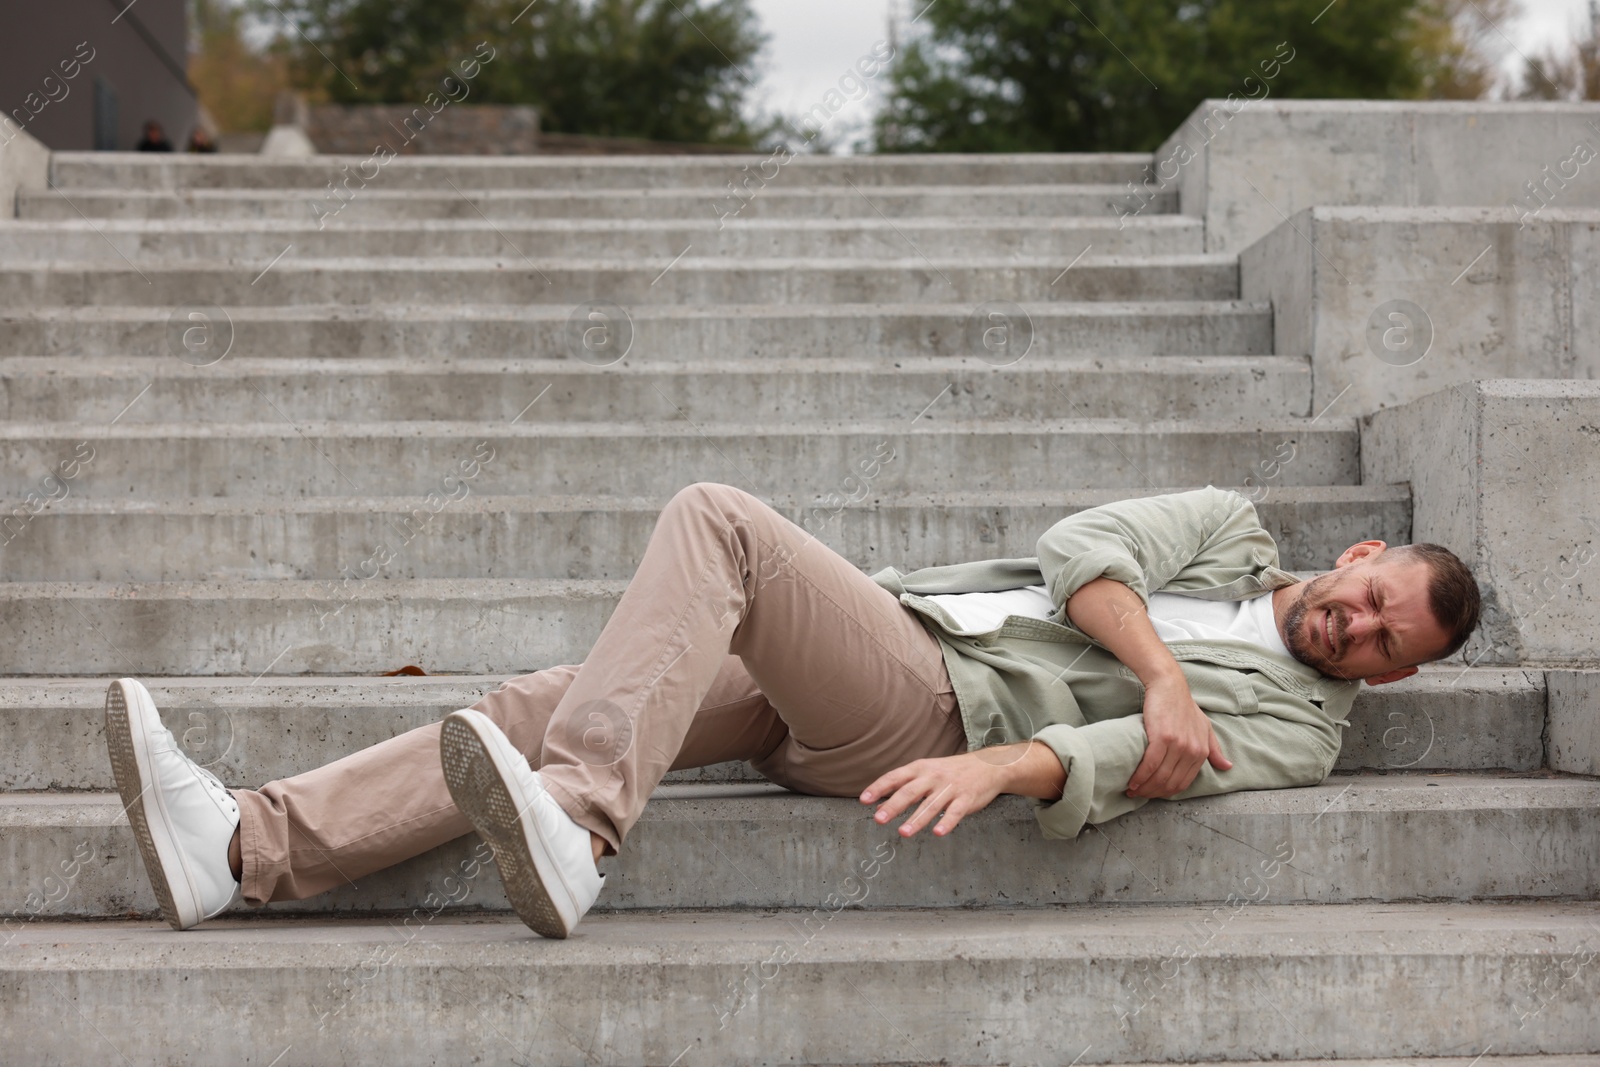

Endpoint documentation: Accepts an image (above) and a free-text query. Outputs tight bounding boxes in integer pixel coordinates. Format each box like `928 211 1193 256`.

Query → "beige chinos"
233 482 968 905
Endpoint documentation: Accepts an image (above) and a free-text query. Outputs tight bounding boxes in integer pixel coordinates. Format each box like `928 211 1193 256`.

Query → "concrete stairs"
1 151 1594 1063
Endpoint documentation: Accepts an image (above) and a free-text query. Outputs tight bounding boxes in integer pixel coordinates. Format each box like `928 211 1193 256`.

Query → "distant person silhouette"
187 128 218 153
136 120 173 152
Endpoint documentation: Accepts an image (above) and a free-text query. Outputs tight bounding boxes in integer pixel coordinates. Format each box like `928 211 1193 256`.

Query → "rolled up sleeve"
1029 719 1150 838
1028 707 1343 839
1036 487 1276 612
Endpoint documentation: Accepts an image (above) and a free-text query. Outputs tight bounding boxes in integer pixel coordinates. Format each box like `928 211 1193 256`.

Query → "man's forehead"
1370 554 1432 597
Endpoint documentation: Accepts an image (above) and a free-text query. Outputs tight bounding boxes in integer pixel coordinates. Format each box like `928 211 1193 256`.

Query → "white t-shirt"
923 583 1290 658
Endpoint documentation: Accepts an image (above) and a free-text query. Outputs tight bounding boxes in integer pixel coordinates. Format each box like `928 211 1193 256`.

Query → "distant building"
1 0 196 151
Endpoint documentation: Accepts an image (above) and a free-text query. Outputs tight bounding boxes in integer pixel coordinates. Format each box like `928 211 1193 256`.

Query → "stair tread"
0 483 1408 515
9 772 1598 814
0 659 1512 698
0 298 1271 318
0 251 1235 270
8 900 1599 953
0 215 1202 233
0 415 1359 434
0 353 1303 374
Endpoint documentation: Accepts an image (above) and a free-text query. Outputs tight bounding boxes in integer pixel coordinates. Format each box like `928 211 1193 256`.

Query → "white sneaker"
104 678 242 931
439 709 604 938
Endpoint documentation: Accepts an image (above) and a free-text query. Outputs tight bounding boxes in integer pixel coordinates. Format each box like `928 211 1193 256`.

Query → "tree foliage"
189 0 295 132
249 0 768 145
875 0 1512 153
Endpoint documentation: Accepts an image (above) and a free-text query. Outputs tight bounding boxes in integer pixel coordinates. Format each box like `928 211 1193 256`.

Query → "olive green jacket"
868 486 1358 839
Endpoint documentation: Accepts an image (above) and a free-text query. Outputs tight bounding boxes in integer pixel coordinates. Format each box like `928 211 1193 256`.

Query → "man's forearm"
1062 576 1231 797
1063 576 1186 687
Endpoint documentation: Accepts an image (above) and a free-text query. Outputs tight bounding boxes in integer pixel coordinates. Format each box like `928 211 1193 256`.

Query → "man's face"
1281 548 1452 683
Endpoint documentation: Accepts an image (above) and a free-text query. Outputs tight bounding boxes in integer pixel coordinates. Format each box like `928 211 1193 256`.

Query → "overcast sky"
744 0 1597 148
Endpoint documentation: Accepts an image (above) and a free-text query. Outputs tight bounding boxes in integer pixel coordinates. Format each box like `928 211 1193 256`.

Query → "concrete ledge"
0 254 1240 307
3 904 1597 1062
15 183 1177 222
45 151 1153 190
0 214 1204 261
1364 380 1600 666
1549 670 1600 775
0 486 1405 582
0 300 1275 362
0 666 1522 792
1338 668 1545 772
1240 206 1600 414
0 119 48 223
0 354 1308 426
3 776 1596 921
0 420 1361 501
1155 100 1600 252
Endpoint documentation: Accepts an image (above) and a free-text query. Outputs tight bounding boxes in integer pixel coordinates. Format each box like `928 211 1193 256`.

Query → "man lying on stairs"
103 482 1481 938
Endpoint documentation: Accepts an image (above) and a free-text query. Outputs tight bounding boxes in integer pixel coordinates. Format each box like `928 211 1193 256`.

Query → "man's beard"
1280 572 1349 677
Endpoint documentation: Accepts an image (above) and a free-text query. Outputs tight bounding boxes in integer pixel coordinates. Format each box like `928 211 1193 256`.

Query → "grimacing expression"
1281 554 1452 683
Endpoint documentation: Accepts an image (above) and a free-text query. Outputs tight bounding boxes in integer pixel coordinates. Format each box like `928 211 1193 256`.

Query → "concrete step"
18 182 1175 221
0 215 1203 261
0 554 1445 676
4 775 1594 920
0 667 1542 794
0 300 1275 361
0 576 618 675
0 355 1310 425
0 419 1360 500
4 904 1597 1062
0 486 1406 582
47 151 1157 190
0 254 1238 307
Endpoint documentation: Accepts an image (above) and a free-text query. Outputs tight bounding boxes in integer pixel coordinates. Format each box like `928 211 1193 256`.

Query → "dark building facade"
1 0 195 151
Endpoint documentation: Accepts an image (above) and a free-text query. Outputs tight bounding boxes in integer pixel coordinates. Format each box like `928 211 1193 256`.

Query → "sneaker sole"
440 714 571 939
104 679 196 931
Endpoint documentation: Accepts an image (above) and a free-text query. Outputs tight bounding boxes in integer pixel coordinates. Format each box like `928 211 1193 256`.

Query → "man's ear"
1363 665 1419 686
1335 540 1388 569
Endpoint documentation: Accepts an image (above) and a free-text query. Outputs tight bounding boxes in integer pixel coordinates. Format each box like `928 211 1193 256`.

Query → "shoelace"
194 763 233 807
155 725 237 816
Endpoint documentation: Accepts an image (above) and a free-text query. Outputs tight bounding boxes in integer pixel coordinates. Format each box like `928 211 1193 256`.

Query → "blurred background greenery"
188 0 1600 151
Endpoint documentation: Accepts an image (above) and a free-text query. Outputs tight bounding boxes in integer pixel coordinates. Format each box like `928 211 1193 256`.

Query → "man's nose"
1342 609 1374 641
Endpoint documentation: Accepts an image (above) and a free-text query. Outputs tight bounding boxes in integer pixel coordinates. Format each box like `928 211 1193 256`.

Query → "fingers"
1137 746 1187 798
1125 740 1165 796
860 762 918 805
869 775 966 838
866 754 998 839
896 783 954 837
869 776 927 826
1207 729 1233 771
931 800 970 837
1130 738 1212 798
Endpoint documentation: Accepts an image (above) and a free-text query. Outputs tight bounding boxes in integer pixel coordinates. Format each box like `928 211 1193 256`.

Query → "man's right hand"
1125 673 1231 798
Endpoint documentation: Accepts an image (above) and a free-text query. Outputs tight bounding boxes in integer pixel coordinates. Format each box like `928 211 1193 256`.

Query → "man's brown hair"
1385 543 1481 662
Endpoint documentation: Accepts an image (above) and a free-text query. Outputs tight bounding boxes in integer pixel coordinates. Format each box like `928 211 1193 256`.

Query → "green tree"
875 0 1507 153
252 0 768 145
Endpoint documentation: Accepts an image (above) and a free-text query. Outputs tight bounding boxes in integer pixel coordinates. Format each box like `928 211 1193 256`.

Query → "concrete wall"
0 120 49 220
0 0 195 151
1548 670 1600 775
1240 206 1600 415
307 105 541 156
1363 380 1600 667
1152 100 1600 253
